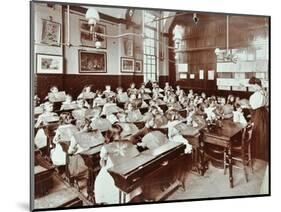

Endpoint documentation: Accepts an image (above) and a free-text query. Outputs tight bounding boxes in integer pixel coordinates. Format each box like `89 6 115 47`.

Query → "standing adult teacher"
248 77 269 161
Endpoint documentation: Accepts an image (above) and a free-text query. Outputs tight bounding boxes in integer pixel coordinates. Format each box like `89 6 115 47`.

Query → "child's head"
105 124 123 143
221 97 226 105
165 82 169 87
189 89 193 94
176 85 180 90
235 103 243 113
116 87 123 94
43 102 53 112
59 112 72 125
95 90 101 97
130 83 135 89
105 85 111 91
201 92 206 99
130 94 137 101
50 86 58 93
227 94 235 104
83 85 92 93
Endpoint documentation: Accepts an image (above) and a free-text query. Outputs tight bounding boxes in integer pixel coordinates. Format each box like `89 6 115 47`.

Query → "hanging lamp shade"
85 7 100 25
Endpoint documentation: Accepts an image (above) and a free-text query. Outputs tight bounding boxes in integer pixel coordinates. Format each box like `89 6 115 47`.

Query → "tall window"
143 11 158 82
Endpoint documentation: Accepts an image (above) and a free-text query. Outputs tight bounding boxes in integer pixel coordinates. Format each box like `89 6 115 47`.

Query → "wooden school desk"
199 119 245 188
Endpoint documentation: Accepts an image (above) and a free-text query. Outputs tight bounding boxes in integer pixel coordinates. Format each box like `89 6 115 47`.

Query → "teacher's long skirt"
251 106 269 161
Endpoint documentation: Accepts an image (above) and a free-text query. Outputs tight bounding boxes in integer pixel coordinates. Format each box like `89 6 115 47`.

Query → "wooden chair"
223 123 254 182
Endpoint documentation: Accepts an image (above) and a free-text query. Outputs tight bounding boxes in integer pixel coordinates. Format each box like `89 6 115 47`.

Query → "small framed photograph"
79 50 107 73
121 57 134 73
41 19 61 46
179 73 187 79
80 19 107 49
36 54 63 74
135 60 143 72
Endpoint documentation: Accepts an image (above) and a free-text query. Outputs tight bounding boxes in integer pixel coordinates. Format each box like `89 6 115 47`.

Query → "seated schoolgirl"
187 89 194 99
116 87 129 103
233 103 248 125
103 85 116 98
90 106 112 133
93 90 107 107
77 85 96 100
95 124 142 204
165 110 192 154
175 85 181 96
50 112 79 166
72 99 89 130
60 94 78 111
127 83 138 97
34 102 59 149
35 102 58 128
125 102 143 122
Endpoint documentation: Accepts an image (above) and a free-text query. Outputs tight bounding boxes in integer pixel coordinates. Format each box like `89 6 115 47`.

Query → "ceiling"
174 12 268 29
83 6 127 19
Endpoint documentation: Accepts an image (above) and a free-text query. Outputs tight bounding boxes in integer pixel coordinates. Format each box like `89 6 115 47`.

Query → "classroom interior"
32 2 269 210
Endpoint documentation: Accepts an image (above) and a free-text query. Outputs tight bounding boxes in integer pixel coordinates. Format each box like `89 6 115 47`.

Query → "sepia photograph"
31 1 270 211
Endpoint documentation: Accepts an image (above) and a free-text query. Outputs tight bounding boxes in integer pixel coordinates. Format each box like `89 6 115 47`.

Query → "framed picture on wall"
123 38 134 57
41 19 61 46
79 50 107 73
36 54 63 74
121 57 134 72
80 19 107 49
135 60 143 72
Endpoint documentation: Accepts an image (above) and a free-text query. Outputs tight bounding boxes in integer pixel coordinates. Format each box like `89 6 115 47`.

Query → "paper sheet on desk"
175 123 199 137
73 131 104 149
142 131 169 150
48 91 66 102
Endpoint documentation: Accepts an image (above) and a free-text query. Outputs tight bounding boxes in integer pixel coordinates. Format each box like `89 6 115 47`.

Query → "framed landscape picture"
121 57 134 72
41 19 61 46
36 54 63 74
80 19 107 49
79 50 107 73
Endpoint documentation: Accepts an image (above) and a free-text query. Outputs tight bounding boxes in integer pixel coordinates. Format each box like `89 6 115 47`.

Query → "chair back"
241 122 254 148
